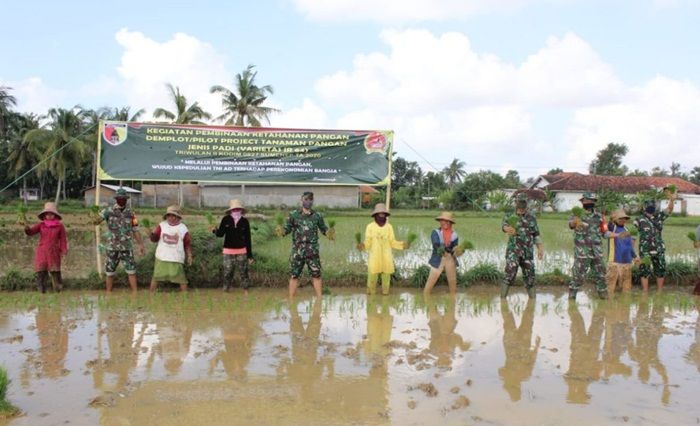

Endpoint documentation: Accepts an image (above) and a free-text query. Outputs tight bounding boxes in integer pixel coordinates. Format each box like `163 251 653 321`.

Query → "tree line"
0 65 276 204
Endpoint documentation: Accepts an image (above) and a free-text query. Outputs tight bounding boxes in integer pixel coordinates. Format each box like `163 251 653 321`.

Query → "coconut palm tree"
23 108 88 204
210 64 279 127
443 158 467 188
154 84 211 124
0 86 18 138
5 113 41 201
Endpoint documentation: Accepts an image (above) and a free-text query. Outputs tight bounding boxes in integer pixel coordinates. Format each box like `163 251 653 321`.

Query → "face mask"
302 200 313 209
582 203 594 212
645 205 656 214
374 215 387 226
231 211 242 221
116 198 127 208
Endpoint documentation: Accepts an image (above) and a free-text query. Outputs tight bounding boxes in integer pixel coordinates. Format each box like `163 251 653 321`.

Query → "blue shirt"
607 222 636 264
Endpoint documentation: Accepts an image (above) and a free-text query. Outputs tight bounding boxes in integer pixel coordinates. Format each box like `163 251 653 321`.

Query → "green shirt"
284 208 327 249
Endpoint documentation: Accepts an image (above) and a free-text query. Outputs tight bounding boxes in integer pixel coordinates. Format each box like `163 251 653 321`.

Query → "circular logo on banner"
103 122 128 146
364 132 388 154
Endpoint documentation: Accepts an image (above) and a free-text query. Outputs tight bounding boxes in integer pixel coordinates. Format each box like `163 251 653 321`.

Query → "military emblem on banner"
103 122 128 146
364 132 388 154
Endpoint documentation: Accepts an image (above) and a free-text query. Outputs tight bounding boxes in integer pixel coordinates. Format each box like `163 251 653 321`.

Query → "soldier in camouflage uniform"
501 193 544 298
99 188 145 292
634 191 676 292
278 192 334 298
568 192 608 300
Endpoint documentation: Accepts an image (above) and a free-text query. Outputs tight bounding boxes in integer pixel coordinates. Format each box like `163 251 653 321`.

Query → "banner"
97 121 393 185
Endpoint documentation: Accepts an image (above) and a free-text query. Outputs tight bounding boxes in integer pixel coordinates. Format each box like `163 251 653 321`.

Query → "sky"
2 0 700 180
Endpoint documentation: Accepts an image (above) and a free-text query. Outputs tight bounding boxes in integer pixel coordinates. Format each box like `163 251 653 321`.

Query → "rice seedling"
665 184 677 194
205 212 216 228
15 203 28 226
354 232 362 249
327 219 336 229
406 232 418 247
506 214 519 230
640 256 652 266
688 232 697 242
627 225 639 237
0 367 19 418
459 240 475 251
570 207 585 218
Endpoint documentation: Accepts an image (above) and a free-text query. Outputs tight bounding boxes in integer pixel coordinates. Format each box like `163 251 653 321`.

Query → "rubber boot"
568 288 577 300
597 289 609 300
500 282 510 298
527 286 536 299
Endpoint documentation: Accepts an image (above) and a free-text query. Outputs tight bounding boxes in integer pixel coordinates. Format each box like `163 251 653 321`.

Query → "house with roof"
529 172 700 215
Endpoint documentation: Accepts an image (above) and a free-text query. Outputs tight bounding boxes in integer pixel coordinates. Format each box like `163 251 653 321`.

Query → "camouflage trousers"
638 252 666 278
289 245 322 279
223 254 250 290
105 250 136 276
502 252 535 289
569 256 606 292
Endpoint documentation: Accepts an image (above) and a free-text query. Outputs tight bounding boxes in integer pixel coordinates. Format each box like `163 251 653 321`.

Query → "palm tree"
153 84 211 124
107 106 145 122
23 108 88 204
443 158 467 188
5 113 41 202
210 64 279 127
0 86 18 138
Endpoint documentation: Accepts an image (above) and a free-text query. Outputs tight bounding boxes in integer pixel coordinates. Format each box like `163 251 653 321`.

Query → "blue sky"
2 0 699 178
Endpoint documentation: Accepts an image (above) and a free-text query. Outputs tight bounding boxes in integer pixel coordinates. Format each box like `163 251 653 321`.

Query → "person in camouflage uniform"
501 193 544 298
277 192 335 298
99 188 144 292
568 192 608 300
634 190 676 292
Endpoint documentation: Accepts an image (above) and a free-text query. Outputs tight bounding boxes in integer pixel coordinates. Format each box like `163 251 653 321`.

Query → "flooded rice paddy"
1 288 700 425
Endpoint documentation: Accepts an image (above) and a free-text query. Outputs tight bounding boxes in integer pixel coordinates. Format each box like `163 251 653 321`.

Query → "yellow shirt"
364 222 405 274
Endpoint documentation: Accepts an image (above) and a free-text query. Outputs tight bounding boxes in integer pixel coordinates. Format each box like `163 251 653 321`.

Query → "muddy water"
1 289 699 425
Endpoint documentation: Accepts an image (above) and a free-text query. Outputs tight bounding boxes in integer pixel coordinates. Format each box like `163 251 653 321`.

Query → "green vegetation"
688 232 697 242
0 367 19 418
355 232 362 245
506 214 519 229
571 207 585 218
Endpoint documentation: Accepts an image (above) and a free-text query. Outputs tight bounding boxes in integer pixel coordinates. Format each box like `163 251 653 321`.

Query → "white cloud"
0 77 65 114
270 98 329 128
563 76 700 171
115 28 232 120
293 0 566 23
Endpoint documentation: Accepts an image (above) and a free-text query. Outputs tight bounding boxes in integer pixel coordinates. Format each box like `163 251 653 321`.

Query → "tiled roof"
540 172 700 194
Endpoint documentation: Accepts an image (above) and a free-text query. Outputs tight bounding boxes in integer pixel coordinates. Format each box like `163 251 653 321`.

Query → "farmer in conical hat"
149 205 192 292
500 193 543 299
568 192 608 301
357 203 408 295
212 199 254 293
24 202 68 293
634 189 676 292
424 212 461 296
97 187 145 292
605 209 638 295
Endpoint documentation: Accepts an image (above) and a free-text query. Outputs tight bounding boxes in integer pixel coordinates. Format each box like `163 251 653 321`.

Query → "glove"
274 225 285 237
356 242 365 251
403 241 410 250
326 228 336 241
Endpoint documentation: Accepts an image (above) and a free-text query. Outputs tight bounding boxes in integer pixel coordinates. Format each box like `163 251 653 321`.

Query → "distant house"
529 172 700 215
84 184 142 207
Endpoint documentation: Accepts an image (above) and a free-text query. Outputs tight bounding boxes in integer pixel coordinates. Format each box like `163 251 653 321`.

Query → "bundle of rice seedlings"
640 256 652 266
327 218 336 228
406 232 418 246
140 217 152 230
459 240 475 251
571 207 585 218
205 212 215 227
627 225 639 237
16 203 28 226
355 232 362 244
506 214 519 230
275 213 285 226
688 232 697 242
665 184 677 194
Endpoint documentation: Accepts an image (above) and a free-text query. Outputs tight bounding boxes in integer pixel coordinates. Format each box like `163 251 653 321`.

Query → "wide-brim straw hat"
371 203 390 217
224 199 246 213
434 211 456 223
163 205 183 219
611 209 630 221
38 202 62 220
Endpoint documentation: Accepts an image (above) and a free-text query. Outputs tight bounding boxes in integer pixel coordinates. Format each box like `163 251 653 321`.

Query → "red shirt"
25 222 68 272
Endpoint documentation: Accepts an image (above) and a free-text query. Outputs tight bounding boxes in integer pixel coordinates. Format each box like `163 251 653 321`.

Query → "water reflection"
566 302 604 404
427 295 470 369
630 296 670 404
601 300 632 379
499 299 539 401
34 306 69 378
210 312 262 380
94 311 146 390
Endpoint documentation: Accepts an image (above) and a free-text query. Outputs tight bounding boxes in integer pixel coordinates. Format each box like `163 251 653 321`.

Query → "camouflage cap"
114 187 130 199
514 193 529 204
579 192 597 202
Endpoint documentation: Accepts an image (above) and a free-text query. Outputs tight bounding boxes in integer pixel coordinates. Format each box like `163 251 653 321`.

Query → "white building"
530 172 700 215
